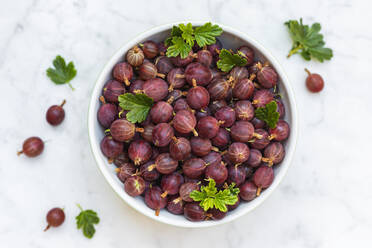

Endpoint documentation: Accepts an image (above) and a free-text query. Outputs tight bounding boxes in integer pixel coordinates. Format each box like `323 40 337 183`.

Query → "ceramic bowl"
88 22 298 228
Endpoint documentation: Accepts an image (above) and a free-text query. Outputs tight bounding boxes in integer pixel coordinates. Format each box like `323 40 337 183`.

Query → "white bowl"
88 22 298 228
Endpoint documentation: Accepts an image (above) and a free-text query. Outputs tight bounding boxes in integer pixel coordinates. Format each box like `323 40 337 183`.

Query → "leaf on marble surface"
46 55 77 90
75 204 99 239
285 18 333 62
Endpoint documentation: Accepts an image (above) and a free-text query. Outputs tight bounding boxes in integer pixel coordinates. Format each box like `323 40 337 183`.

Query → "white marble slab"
0 0 371 247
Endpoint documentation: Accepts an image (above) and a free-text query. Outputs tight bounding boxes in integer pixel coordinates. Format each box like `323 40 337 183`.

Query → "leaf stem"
287 45 302 58
68 82 75 91
76 203 83 211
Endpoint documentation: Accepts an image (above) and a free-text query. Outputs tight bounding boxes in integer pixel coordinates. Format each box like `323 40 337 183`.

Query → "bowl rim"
88 21 298 228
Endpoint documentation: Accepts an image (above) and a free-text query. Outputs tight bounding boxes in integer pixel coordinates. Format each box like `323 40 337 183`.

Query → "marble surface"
1 0 371 247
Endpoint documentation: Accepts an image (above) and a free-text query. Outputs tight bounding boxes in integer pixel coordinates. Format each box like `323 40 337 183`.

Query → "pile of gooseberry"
97 38 290 221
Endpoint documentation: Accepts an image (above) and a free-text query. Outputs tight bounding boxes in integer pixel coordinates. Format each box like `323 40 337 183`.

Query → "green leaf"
166 36 192 58
307 47 333 62
179 23 195 46
118 93 154 123
46 55 77 90
217 49 247 72
194 22 223 47
164 22 223 59
75 205 99 239
189 179 239 212
203 179 217 196
227 182 240 196
164 26 182 46
285 18 333 62
189 190 206 202
254 101 280 129
201 198 215 211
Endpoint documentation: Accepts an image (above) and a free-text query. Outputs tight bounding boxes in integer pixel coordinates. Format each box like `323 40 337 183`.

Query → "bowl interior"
88 23 297 228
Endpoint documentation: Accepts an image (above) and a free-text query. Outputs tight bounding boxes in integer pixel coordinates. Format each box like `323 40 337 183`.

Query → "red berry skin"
129 79 144 93
227 165 246 186
253 166 274 189
234 100 254 121
142 40 159 59
103 80 125 103
128 139 152 166
110 119 135 142
207 78 230 100
97 104 117 128
144 186 167 215
173 98 189 113
183 158 206 179
155 56 174 74
207 38 222 57
208 208 227 220
167 68 186 90
184 202 206 222
179 182 200 202
246 149 262 168
171 52 194 67
269 120 290 141
202 151 222 167
44 208 65 231
173 110 197 135
276 99 286 119
252 90 274 108
100 136 123 158
143 78 169 102
237 46 255 65
251 117 266 129
196 50 213 67
158 42 168 55
257 66 278 89
186 86 210 110
46 105 65 126
124 176 145 196
239 181 257 201
214 106 236 128
150 101 173 124
227 142 250 164
19 137 44 157
152 123 174 147
116 163 136 182
250 129 270 150
232 77 255 100
139 61 159 80
190 137 212 157
169 137 191 161
112 62 133 86
167 195 184 215
205 162 228 185
305 70 324 93
185 62 212 86
230 120 255 142
154 153 178 174
196 116 219 139
229 67 248 85
264 142 285 165
211 128 230 148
